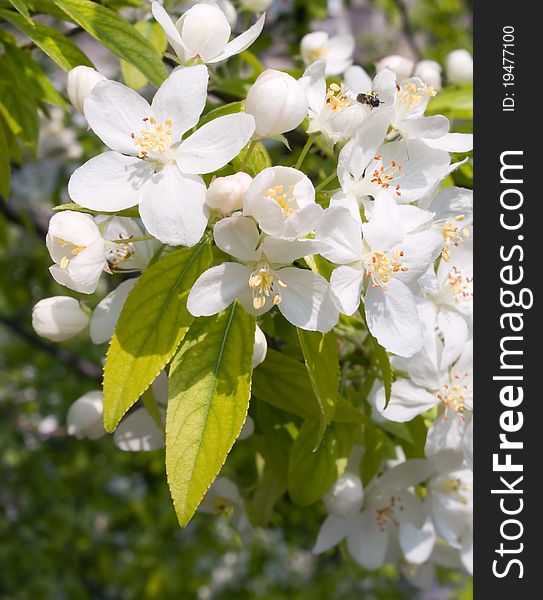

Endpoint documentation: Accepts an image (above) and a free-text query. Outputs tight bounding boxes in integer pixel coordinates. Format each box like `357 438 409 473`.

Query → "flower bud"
414 60 442 91
206 172 253 214
239 0 272 12
323 473 364 517
446 49 473 85
66 391 106 440
252 325 267 368
32 296 90 342
178 3 232 63
201 0 238 27
67 66 106 114
245 70 308 137
375 55 414 82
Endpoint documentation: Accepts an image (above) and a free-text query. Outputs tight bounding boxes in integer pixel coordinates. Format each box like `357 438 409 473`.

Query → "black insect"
356 92 384 109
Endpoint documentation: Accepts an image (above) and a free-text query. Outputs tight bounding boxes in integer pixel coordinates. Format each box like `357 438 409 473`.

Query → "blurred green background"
1 0 472 597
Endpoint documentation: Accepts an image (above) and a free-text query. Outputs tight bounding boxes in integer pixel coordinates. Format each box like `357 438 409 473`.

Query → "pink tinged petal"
180 4 231 62
317 206 362 264
362 192 406 251
68 152 154 212
424 133 473 153
364 279 423 357
138 167 208 247
399 115 450 140
50 238 106 294
313 514 353 553
213 215 261 262
151 1 189 60
399 520 436 565
84 80 151 155
151 65 209 141
261 237 326 265
276 267 339 333
89 278 137 344
209 13 266 63
175 113 255 174
375 379 437 423
299 60 327 114
343 65 372 95
330 266 364 316
187 263 251 316
347 511 389 570
114 407 164 452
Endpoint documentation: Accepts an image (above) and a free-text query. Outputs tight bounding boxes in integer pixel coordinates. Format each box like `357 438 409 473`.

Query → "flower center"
446 267 473 301
326 83 353 113
437 371 471 416
212 496 233 516
438 478 471 505
370 155 403 197
57 238 86 269
105 241 134 270
365 249 408 291
309 46 329 61
132 117 173 158
248 264 287 310
375 495 403 531
266 184 296 216
397 81 436 111
441 215 470 261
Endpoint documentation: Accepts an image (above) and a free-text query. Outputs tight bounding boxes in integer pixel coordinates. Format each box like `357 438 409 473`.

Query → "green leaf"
53 0 168 87
288 420 355 506
297 329 339 446
0 76 39 149
363 312 393 408
253 349 363 424
8 0 33 23
2 45 67 108
166 302 255 526
0 123 10 198
0 9 93 70
359 423 387 486
103 241 212 432
120 20 167 90
52 202 140 218
427 84 473 120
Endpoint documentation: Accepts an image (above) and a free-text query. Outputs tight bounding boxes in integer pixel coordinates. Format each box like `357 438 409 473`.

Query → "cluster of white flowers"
31 2 472 586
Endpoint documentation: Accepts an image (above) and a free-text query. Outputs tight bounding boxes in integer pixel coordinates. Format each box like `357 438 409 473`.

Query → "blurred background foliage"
1 0 472 597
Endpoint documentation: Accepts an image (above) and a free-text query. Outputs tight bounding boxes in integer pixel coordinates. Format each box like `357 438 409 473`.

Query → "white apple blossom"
243 166 323 239
244 69 308 138
322 473 364 518
252 325 267 368
375 55 414 81
206 172 253 214
46 211 107 294
427 467 473 574
201 0 238 27
300 31 355 76
68 66 255 247
66 391 107 440
446 49 473 85
315 460 434 570
414 60 442 91
187 215 338 332
401 542 464 589
32 296 90 342
343 65 397 112
89 278 138 344
316 196 443 356
67 66 106 114
151 2 265 65
114 407 165 451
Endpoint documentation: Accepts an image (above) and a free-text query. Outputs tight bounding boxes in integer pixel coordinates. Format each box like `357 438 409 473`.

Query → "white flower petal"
399 115 450 140
276 267 339 332
175 113 255 174
138 167 208 247
460 534 473 575
261 237 325 265
343 65 372 94
365 279 423 357
375 379 437 423
347 511 389 570
313 514 352 553
329 266 364 316
89 278 137 344
114 407 164 452
151 65 209 141
209 13 266 63
49 238 106 294
187 263 250 316
362 193 406 251
213 215 260 262
299 60 326 114
438 310 469 370
399 520 436 565
317 206 362 264
84 80 151 155
424 133 473 153
425 415 466 471
151 1 189 59
69 152 154 211
180 4 231 62
377 459 433 492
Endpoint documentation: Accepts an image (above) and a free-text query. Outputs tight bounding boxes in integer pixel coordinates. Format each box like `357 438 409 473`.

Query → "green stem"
295 134 316 170
239 140 258 173
111 235 155 244
315 171 338 192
